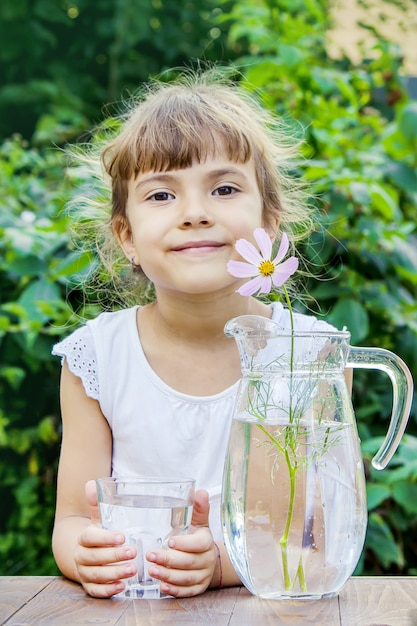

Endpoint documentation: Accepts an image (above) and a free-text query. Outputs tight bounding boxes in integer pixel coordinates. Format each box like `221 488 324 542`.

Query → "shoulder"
86 306 139 332
51 306 140 400
52 307 138 353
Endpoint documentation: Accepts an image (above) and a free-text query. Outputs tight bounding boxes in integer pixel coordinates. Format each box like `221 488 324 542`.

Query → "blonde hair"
67 68 314 307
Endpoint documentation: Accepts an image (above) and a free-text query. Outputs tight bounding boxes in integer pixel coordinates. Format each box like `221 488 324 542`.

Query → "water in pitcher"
99 494 193 598
222 417 368 599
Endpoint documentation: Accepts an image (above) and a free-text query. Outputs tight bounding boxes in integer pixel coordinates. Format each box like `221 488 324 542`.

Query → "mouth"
172 241 225 253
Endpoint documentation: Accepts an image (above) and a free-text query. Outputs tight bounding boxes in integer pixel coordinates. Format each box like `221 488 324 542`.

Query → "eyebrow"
135 173 176 191
206 167 249 182
135 166 249 190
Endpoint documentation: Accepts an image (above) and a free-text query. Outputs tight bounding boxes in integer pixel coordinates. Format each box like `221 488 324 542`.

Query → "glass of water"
96 476 195 598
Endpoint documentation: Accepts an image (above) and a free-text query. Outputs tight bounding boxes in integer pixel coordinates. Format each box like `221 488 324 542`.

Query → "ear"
113 216 137 263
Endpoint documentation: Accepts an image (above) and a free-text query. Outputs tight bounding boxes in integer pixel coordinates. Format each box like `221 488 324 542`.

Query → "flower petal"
235 238 263 266
271 256 299 287
227 260 258 278
272 232 290 265
236 275 265 296
258 275 273 294
253 228 272 260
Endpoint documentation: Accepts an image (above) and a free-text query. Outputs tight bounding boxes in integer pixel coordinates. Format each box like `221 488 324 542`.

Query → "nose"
180 215 213 228
179 198 214 229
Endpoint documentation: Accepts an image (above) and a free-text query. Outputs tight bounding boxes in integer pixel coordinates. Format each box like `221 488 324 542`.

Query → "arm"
53 361 240 598
52 360 138 598
345 367 353 392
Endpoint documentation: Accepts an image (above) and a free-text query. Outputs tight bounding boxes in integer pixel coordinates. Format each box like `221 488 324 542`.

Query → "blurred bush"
0 0 416 576
0 137 89 573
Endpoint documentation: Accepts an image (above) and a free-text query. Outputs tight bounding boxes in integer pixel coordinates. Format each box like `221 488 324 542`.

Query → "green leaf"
50 250 95 281
399 103 417 140
277 43 305 67
386 461 417 482
391 236 417 282
392 435 417 465
369 183 399 220
350 181 370 205
17 279 61 323
366 483 391 510
0 366 25 389
361 436 385 458
37 417 59 445
383 161 417 193
2 255 48 278
327 298 369 343
391 481 417 514
366 512 404 568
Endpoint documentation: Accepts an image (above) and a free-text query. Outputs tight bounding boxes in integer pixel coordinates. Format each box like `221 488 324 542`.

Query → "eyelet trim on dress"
52 328 99 400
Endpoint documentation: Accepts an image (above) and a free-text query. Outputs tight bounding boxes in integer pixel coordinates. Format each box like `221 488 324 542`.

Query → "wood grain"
117 587 240 625
1 578 126 625
1 576 417 625
340 577 417 626
228 588 341 625
0 577 55 624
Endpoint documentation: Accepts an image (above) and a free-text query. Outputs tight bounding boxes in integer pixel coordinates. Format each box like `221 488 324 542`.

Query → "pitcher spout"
224 315 293 373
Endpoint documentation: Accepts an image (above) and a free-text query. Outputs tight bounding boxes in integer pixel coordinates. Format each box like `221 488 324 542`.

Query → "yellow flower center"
258 260 275 277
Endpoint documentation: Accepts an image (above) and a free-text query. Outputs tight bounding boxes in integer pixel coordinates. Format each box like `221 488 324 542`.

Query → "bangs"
103 89 257 180
133 118 253 174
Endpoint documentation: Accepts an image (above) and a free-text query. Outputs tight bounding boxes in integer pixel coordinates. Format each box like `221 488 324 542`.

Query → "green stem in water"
253 284 308 593
279 286 307 592
296 554 307 592
279 454 297 590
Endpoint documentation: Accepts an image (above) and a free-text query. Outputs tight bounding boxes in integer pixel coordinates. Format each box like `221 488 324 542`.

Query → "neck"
142 290 271 345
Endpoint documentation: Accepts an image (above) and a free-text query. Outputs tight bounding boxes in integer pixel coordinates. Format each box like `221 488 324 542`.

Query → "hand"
74 480 138 598
146 489 218 598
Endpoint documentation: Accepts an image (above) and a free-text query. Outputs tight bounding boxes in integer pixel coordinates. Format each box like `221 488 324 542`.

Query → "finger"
147 547 198 572
147 530 214 571
79 524 126 549
159 583 205 599
152 567 211 599
78 560 137 588
165 526 213 554
76 543 137 566
190 489 210 527
83 580 127 599
85 480 101 525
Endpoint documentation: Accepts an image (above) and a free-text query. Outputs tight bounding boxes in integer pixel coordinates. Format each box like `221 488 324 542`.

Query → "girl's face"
117 151 270 297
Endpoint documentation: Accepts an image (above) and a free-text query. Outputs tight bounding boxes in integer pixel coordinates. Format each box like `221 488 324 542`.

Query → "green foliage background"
0 0 416 577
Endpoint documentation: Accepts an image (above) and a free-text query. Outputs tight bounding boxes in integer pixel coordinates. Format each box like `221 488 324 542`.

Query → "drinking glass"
96 476 195 598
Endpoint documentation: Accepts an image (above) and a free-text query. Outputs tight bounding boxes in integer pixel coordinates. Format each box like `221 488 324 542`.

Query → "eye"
148 191 174 201
213 185 237 196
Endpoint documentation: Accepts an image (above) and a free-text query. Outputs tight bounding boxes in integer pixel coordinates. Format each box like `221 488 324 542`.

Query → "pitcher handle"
347 346 414 470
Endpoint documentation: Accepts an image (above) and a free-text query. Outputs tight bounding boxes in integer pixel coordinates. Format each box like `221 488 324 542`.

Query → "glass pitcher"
222 315 413 600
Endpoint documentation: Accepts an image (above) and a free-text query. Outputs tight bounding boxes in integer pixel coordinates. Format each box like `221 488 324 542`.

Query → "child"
52 69 335 599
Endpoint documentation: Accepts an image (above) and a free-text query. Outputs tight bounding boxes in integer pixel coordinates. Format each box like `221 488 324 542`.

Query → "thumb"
191 489 210 528
85 479 101 526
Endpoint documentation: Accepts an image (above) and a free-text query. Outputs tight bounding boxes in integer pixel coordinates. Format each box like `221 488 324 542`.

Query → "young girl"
52 70 335 599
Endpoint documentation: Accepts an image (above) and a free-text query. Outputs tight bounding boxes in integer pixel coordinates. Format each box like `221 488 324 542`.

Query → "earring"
131 256 138 270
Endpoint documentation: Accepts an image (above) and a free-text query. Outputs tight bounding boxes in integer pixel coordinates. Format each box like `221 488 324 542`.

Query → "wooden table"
1 576 416 625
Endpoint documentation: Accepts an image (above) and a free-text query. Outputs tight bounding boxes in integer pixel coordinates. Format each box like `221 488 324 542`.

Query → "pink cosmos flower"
227 228 298 296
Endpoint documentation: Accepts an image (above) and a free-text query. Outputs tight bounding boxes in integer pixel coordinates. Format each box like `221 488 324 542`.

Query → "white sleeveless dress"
52 302 334 540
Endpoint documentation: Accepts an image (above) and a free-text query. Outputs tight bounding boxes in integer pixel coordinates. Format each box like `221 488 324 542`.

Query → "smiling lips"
172 241 225 253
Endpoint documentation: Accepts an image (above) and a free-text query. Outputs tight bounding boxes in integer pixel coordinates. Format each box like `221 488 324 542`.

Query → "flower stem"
277 285 307 592
256 414 307 591
279 454 297 589
283 285 295 384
